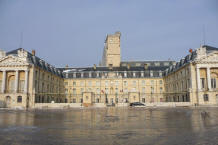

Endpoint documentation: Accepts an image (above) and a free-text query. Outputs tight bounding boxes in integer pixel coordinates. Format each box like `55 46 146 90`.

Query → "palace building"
0 32 218 108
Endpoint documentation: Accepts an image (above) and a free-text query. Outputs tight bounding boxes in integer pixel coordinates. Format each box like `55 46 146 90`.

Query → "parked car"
130 102 146 107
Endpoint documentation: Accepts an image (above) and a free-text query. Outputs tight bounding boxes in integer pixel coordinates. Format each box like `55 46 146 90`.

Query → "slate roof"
164 45 218 76
59 66 170 72
59 62 172 78
6 45 218 79
6 48 63 77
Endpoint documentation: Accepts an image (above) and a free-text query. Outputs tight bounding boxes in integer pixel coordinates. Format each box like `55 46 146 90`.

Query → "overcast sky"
0 0 218 67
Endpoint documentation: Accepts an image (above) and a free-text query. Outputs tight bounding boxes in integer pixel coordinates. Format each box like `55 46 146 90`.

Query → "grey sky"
0 0 217 67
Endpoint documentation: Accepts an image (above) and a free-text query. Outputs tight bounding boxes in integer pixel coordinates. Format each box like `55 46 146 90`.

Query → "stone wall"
0 100 5 108
34 103 82 109
33 102 193 109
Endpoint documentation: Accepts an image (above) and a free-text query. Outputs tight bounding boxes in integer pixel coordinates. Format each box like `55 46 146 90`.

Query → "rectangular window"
88 81 92 86
151 80 154 85
159 80 163 85
115 81 119 86
142 87 145 93
96 88 100 94
105 81 109 86
19 80 25 92
187 79 190 88
80 81 84 86
124 81 128 86
35 71 38 78
115 88 118 94
160 87 163 93
203 94 209 101
142 98 145 103
151 87 154 93
105 88 109 94
132 87 136 92
96 81 100 86
73 88 76 95
34 80 37 92
73 81 76 87
65 88 68 94
141 80 145 86
124 88 128 93
201 78 205 88
80 88 84 94
132 81 136 86
211 78 216 89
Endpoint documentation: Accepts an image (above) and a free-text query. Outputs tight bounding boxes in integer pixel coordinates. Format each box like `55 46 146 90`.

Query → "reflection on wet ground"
0 107 218 145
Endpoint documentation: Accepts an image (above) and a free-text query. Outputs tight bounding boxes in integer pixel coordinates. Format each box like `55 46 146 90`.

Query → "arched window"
8 75 15 93
17 96 22 103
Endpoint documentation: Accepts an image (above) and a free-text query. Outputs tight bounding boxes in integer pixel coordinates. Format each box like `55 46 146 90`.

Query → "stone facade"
64 77 164 106
101 32 121 67
0 32 218 108
164 46 218 106
0 49 65 109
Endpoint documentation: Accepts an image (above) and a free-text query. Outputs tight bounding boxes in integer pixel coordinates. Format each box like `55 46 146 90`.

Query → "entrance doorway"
110 98 114 104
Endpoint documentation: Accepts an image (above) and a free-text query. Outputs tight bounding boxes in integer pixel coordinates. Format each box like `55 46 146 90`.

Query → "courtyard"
0 107 218 145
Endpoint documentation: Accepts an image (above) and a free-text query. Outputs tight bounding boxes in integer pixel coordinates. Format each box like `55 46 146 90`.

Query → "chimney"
127 64 130 70
32 50 36 56
144 64 148 70
93 64 97 70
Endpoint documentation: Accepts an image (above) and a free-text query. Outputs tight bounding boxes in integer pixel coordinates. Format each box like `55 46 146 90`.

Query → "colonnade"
196 66 211 90
1 69 29 93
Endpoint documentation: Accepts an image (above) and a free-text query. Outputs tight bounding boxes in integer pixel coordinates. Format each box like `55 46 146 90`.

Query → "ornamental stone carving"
0 55 29 67
195 52 218 64
196 46 206 59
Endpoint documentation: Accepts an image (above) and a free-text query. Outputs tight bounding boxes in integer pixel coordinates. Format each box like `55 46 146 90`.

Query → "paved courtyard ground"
0 107 218 145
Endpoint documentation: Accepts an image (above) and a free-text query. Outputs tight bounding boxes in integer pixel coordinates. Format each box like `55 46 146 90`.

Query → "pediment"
196 52 218 63
0 55 29 66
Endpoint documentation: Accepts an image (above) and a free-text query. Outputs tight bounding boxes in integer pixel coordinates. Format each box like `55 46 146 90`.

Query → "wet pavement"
0 107 218 145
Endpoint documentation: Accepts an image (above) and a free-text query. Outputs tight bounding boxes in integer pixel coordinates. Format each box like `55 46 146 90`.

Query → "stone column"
207 67 211 90
196 67 201 90
2 70 6 93
24 70 29 93
15 70 19 93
